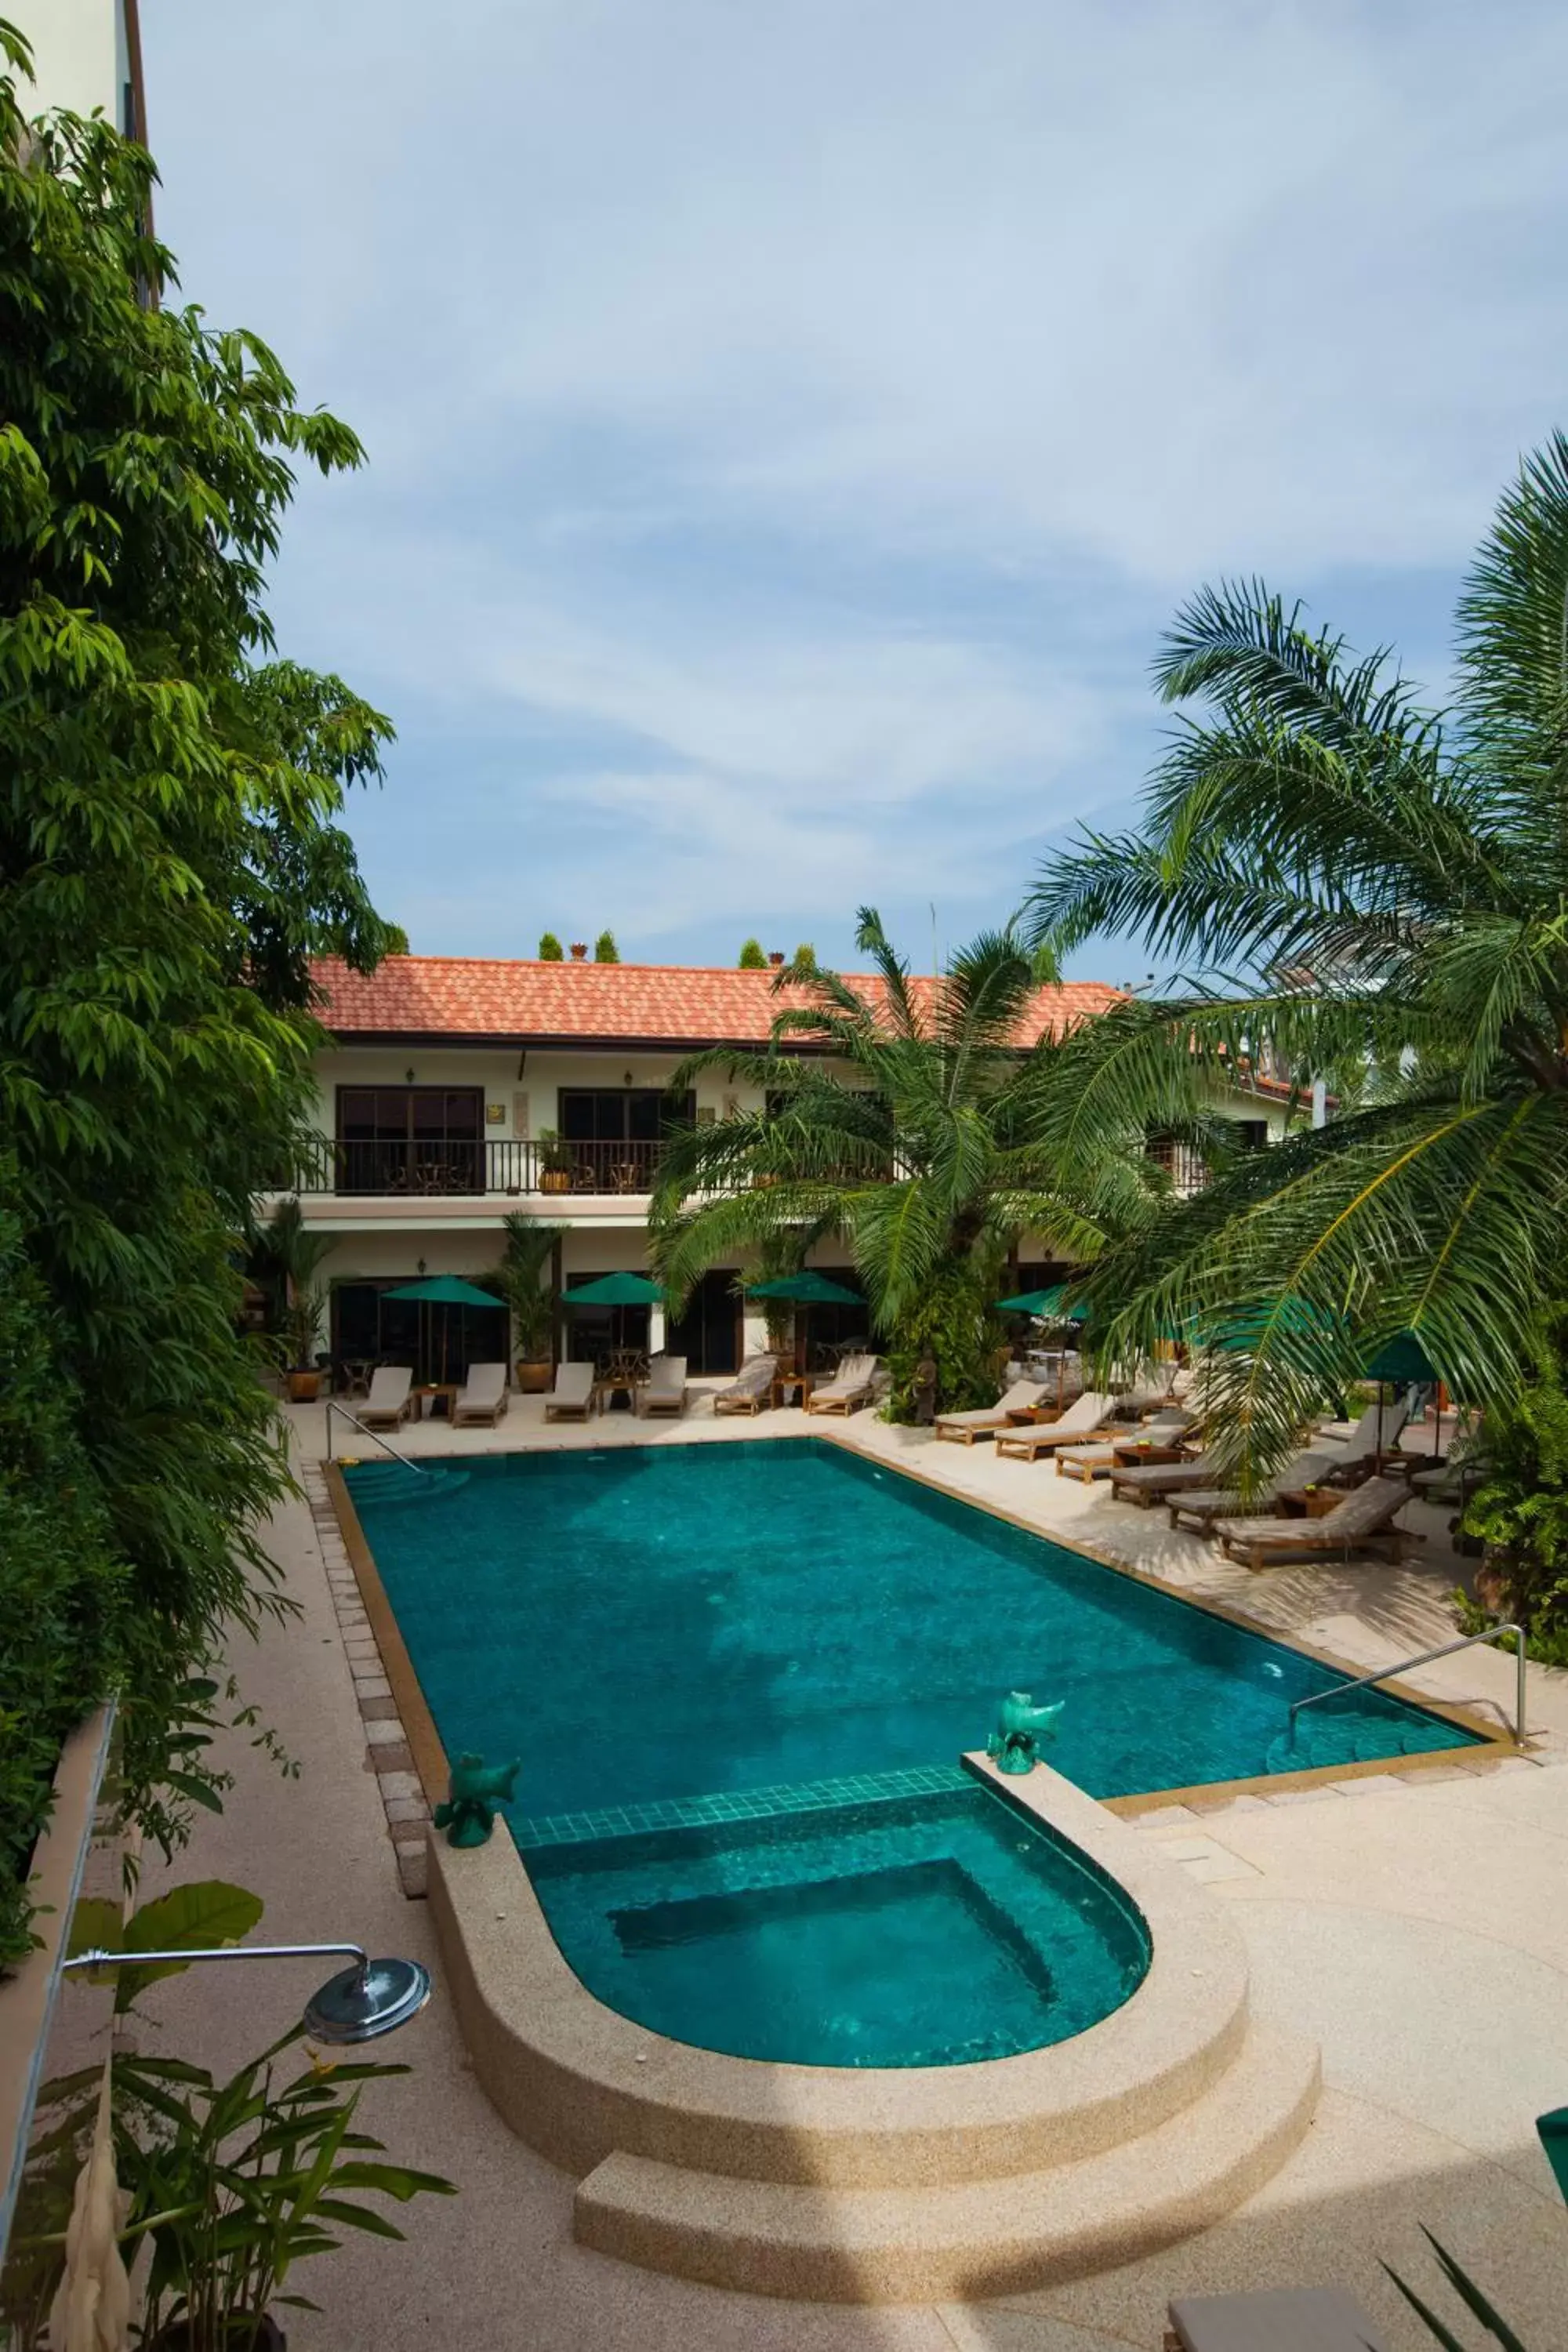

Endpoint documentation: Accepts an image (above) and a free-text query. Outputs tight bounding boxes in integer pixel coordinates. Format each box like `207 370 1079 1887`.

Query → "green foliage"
488 1210 563 1359
0 48 393 1861
593 928 620 963
1384 2228 1531 2350
1457 1302 1568 1664
1028 434 1568 1482
791 942 818 974
380 922 409 954
738 938 768 969
14 2030 454 2350
0 1186 125 1967
652 909 1189 1407
67 1877 266 2013
883 1265 1007 1421
537 932 564 960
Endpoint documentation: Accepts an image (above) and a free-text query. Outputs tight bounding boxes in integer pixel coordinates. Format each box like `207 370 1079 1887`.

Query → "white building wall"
12 0 127 125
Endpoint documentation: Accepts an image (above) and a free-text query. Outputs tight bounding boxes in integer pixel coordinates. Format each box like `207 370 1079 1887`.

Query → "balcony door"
557 1088 693 1192
336 1087 484 1195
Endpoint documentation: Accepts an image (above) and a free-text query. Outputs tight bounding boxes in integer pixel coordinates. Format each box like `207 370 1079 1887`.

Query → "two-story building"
282 954 1301 1383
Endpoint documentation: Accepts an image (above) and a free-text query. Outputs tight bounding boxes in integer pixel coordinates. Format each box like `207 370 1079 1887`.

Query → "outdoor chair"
1054 1406 1196 1481
933 1377 1051 1445
804 1353 880 1414
543 1362 597 1421
637 1354 689 1417
452 1362 509 1427
1214 1475 1415 1572
993 1391 1116 1460
1314 1389 1416 1477
712 1356 779 1416
1165 1448 1337 1535
358 1366 414 1428
1166 2285 1386 2350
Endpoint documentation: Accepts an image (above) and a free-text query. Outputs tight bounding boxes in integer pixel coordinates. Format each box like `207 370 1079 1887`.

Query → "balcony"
292 1137 669 1199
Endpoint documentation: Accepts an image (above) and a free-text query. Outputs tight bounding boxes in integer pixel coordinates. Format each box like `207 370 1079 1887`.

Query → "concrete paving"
132 1392 1568 2350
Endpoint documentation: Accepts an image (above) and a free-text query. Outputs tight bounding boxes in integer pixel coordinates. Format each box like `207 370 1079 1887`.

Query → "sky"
140 0 1568 978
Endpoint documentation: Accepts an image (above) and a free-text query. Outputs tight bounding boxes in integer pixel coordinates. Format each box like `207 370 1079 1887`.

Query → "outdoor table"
1111 1440 1186 1468
1277 1488 1341 1519
1006 1404 1058 1424
771 1371 817 1409
414 1382 460 1421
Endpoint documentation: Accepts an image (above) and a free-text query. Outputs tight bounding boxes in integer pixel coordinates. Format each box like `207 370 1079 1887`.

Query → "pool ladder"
324 1400 430 1476
1289 1623 1527 1749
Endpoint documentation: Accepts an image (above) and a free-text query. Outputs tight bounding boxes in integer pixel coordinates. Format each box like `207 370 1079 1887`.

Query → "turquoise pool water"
528 1778 1150 2066
346 1439 1477 2064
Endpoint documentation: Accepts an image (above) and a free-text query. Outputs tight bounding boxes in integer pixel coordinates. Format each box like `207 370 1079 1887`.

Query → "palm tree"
1026 433 1568 1472
649 911 1197 1410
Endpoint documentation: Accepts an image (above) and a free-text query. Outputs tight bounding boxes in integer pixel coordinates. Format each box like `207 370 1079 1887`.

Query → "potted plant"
489 1210 562 1391
536 1130 573 1195
257 1200 335 1400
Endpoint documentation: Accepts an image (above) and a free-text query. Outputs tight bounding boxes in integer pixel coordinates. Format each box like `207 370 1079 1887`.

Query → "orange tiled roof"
308 956 1126 1051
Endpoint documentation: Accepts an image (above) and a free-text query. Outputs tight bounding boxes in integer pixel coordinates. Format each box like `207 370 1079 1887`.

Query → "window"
1233 1120 1270 1152
556 1088 694 1189
334 1087 483 1193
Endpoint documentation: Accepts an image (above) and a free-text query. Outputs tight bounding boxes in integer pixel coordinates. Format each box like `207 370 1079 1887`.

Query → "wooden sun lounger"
359 1367 415 1428
452 1363 509 1426
934 1379 1051 1444
994 1392 1115 1459
1058 1410 1193 1482
1166 1450 1336 1536
543 1363 597 1421
1214 1475 1414 1572
637 1355 688 1417
712 1356 779 1416
805 1355 880 1415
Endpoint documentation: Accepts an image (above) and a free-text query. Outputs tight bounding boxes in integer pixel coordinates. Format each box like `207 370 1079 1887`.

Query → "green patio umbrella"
561 1272 667 1306
384 1275 504 1382
993 1285 1088 1319
747 1271 864 1371
749 1272 863 1305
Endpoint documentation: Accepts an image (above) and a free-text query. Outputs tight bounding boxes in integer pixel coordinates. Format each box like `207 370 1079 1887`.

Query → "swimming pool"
346 1439 1476 2063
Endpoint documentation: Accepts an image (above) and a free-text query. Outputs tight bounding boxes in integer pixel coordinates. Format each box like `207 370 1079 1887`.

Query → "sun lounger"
1166 1450 1336 1535
993 1392 1116 1460
934 1378 1051 1445
712 1356 778 1416
805 1353 880 1415
637 1354 688 1417
452 1362 509 1426
1055 1408 1196 1482
543 1362 597 1421
1314 1388 1416 1473
1214 1475 1414 1572
358 1366 414 1428
1167 2285 1387 2350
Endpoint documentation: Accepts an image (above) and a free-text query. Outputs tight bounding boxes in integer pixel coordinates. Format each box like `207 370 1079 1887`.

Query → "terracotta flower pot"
514 1358 553 1392
285 1368 322 1403
539 1170 572 1193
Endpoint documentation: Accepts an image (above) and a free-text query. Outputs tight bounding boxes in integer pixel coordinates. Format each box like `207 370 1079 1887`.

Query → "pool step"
573 2020 1321 2303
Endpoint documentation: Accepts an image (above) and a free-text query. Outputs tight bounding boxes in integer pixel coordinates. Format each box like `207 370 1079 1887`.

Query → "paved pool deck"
134 1390 1568 2350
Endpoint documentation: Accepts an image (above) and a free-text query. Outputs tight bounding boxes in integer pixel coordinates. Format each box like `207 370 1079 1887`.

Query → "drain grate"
512 1762 972 1850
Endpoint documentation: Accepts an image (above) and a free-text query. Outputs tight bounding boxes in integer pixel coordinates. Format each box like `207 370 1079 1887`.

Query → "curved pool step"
341 1462 470 1507
573 2020 1321 2303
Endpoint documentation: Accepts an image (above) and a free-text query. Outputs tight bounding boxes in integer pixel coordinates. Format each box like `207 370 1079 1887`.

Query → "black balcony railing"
292 1136 670 1198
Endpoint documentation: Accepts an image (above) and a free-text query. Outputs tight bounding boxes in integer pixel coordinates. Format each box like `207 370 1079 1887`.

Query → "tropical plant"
1455 1298 1568 1665
538 931 564 960
738 938 768 970
791 942 819 974
1385 2227 1534 2350
593 929 620 963
1027 434 1568 1479
488 1210 563 1362
0 31 395 1855
256 1201 335 1365
536 1128 574 1178
651 909 1196 1410
12 2034 453 2351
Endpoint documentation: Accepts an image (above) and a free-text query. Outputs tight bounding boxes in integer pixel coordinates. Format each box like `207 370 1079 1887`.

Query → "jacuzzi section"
527 1775 1150 2067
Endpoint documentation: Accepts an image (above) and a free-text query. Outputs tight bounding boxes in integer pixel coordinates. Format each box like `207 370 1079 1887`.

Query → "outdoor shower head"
64 1940 433 2044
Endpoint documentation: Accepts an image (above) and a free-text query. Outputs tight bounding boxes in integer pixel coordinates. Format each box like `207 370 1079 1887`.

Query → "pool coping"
321 1432 1513 1832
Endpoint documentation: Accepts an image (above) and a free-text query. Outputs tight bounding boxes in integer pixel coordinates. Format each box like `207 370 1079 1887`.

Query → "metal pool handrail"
1288 1624 1527 1748
324 1399 430 1475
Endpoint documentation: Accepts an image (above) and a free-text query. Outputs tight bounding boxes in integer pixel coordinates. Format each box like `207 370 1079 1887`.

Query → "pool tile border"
513 1762 971 1850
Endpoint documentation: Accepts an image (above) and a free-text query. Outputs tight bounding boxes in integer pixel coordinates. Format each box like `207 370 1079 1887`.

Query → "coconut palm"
1026 433 1568 1473
649 910 1202 1409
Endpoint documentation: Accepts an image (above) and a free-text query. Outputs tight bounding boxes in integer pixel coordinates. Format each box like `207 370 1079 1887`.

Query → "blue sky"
144 0 1568 978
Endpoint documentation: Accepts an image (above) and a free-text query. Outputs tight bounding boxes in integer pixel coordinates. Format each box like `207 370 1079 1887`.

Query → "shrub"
1459 1300 1568 1664
0 1188 125 1966
737 938 767 969
593 929 620 963
538 931 564 960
